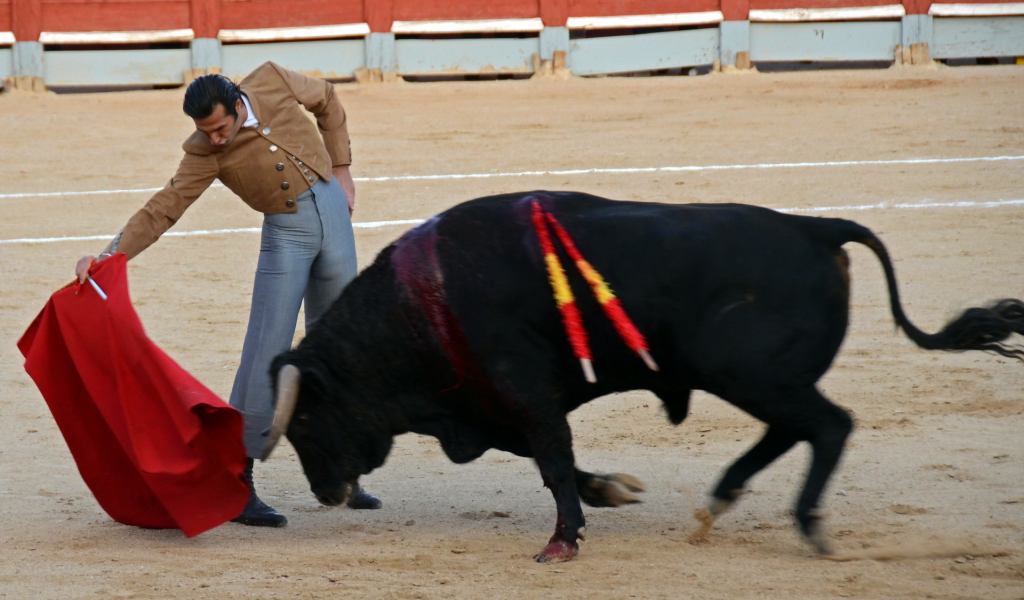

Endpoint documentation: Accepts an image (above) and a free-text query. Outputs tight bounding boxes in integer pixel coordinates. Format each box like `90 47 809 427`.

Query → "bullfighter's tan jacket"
106 61 351 259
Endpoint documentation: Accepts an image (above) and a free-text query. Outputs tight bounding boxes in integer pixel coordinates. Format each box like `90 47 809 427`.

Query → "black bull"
263 192 1024 563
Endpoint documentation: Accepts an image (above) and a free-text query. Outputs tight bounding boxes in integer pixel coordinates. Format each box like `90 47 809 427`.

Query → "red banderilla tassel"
531 201 595 382
544 213 658 372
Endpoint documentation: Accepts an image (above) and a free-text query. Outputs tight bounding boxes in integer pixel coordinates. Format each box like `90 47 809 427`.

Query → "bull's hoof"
579 473 645 508
687 498 733 544
808 532 833 556
607 473 646 493
802 514 833 556
687 507 715 544
533 540 579 563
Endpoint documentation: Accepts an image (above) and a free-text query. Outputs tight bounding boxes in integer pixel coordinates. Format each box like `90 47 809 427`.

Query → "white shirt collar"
240 93 259 128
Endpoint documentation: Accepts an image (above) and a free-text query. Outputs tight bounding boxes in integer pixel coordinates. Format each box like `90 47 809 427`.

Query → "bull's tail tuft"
855 234 1024 361
920 298 1024 360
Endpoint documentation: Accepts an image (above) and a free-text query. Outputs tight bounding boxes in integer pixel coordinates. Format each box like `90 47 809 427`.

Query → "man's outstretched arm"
77 152 218 282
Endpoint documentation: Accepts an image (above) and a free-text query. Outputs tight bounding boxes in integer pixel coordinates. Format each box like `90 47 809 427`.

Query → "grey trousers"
229 176 358 457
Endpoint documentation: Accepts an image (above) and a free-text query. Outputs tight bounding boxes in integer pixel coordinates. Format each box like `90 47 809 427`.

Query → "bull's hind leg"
692 387 852 555
790 390 853 554
689 426 798 544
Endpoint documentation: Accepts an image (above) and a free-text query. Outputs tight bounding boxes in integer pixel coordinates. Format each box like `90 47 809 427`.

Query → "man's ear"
235 98 245 114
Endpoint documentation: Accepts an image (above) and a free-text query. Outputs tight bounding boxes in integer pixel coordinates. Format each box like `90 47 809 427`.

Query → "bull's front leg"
527 419 586 563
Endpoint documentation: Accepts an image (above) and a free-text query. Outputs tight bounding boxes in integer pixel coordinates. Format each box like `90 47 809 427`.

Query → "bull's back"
426 192 854 397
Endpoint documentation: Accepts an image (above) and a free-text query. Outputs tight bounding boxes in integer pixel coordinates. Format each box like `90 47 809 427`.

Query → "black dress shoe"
231 459 288 527
346 485 382 510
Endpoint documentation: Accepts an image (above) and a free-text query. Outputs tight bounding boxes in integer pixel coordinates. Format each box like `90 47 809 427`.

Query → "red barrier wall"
40 0 190 33
750 0 901 10
5 0 1020 39
11 0 39 40
392 0 539 21
568 0 719 16
0 0 11 33
190 0 217 37
220 0 362 31
366 0 392 31
541 0 568 25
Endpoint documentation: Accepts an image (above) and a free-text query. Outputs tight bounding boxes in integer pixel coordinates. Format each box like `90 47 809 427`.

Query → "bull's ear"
261 364 301 461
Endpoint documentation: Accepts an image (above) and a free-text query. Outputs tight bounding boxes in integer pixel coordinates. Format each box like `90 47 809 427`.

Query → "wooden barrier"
4 0 1022 37
4 0 1023 39
1 0 1022 87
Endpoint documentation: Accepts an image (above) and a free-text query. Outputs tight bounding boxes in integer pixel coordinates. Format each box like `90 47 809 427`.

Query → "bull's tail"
824 218 1024 360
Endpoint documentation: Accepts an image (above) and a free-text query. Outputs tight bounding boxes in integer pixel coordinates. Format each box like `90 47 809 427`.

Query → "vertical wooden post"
540 0 568 27
720 0 751 68
190 0 221 39
11 0 42 42
365 0 394 33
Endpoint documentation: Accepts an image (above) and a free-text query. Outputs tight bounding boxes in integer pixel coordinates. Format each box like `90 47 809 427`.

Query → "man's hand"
332 165 356 216
76 255 96 283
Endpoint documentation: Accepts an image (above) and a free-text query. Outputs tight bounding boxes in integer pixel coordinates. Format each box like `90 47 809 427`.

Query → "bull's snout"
314 482 355 507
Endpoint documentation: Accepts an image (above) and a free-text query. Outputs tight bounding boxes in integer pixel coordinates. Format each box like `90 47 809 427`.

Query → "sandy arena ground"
1 65 1023 599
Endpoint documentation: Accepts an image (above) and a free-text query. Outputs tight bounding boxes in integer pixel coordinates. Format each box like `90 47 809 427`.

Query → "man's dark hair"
183 75 241 120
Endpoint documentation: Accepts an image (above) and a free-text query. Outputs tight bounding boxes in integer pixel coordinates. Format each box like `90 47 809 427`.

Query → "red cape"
18 254 249 537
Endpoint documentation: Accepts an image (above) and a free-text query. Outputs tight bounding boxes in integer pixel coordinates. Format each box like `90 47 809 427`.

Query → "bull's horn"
260 364 301 461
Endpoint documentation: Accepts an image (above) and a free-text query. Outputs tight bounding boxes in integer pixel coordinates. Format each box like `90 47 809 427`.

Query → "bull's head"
261 359 383 507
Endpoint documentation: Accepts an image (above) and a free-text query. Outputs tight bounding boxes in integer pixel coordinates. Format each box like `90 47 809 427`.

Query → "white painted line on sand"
0 220 429 245
2 200 1021 246
776 199 1024 213
2 155 1021 200
0 187 167 199
358 155 1024 181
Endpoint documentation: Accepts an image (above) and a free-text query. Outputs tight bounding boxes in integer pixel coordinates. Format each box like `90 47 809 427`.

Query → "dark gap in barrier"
47 78 355 94
754 61 893 72
598 65 715 77
48 85 179 94
395 32 540 41
941 57 1017 66
43 42 191 52
569 24 708 39
220 38 358 46
401 73 534 83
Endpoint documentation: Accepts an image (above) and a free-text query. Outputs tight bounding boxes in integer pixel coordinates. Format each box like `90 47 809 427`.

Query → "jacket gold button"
285 199 294 208
281 182 290 190
308 176 315 182
303 168 310 175
276 163 284 171
262 127 271 135
298 162 304 167
269 145 278 153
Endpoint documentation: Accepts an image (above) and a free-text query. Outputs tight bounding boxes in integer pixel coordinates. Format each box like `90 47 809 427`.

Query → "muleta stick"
73 259 109 301
530 201 596 383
